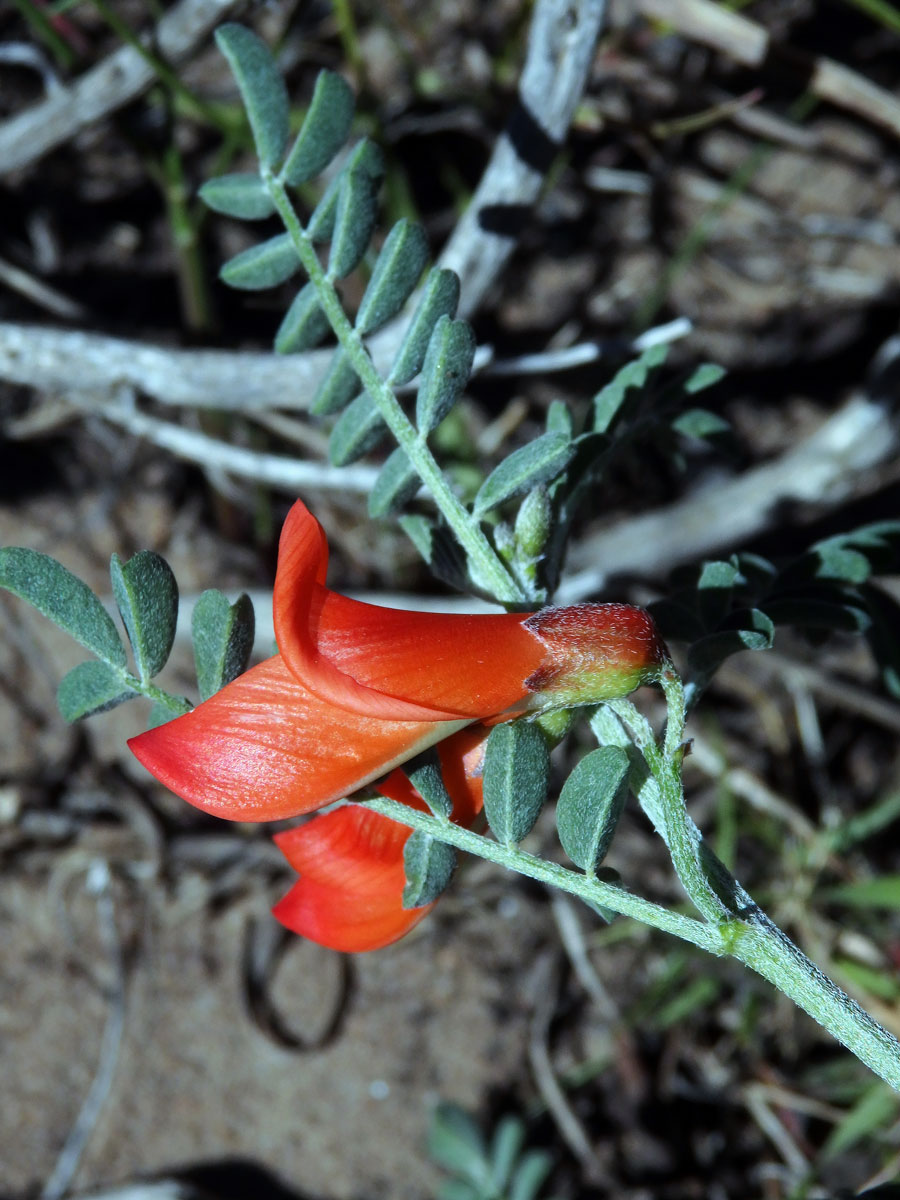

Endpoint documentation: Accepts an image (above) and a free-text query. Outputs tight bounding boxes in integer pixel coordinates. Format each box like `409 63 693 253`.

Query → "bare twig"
635 0 900 142
439 0 609 319
72 390 380 493
528 952 607 1185
0 255 88 321
0 0 240 176
42 861 126 1200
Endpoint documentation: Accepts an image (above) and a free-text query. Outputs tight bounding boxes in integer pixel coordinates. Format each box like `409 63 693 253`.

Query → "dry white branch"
0 0 241 176
441 0 609 320
73 391 380 494
635 0 900 142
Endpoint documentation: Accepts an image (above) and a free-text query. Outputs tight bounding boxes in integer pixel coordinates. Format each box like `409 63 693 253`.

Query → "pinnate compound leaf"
473 433 575 518
282 70 355 185
110 551 178 680
327 160 380 279
311 347 361 416
593 343 669 433
329 392 387 465
215 24 289 169
416 316 476 435
198 173 275 220
275 283 331 353
220 234 300 290
307 140 384 243
356 219 429 336
0 547 126 668
482 722 549 846
58 660 135 722
556 746 630 873
192 590 255 702
402 830 456 908
389 267 460 386
369 447 420 518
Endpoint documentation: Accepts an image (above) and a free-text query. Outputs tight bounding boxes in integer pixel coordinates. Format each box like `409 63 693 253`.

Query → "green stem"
361 794 724 952
121 669 191 715
360 795 900 1091
263 173 525 607
606 686 726 925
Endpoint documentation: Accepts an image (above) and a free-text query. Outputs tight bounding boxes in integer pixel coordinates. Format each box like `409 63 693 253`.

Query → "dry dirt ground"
3 2 900 1198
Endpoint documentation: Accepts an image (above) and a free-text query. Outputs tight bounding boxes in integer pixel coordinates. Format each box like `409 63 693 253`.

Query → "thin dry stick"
440 0 609 320
635 0 900 142
74 390 381 494
0 0 241 176
42 861 126 1200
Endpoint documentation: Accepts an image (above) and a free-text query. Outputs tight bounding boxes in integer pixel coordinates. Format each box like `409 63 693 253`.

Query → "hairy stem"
360 793 900 1091
264 173 525 606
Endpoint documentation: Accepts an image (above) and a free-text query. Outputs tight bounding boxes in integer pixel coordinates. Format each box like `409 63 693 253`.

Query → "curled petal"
129 655 469 821
274 500 544 720
273 807 432 952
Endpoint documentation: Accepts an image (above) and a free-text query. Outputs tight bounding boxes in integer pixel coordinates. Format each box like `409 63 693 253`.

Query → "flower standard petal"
273 499 544 719
129 654 470 821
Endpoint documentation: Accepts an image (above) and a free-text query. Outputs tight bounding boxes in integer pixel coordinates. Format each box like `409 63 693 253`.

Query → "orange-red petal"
128 655 469 821
273 807 433 952
273 500 543 719
271 726 490 951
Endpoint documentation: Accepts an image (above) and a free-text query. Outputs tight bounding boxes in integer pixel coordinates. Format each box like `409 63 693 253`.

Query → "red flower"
129 499 667 823
272 726 488 952
128 498 668 951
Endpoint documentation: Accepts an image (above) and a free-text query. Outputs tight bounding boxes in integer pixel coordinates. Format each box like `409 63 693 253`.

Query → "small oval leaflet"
57 660 136 723
327 162 380 280
556 745 631 874
282 70 355 186
307 139 385 243
220 234 301 291
369 447 419 519
275 283 331 354
110 550 178 682
402 830 456 908
0 547 126 669
311 348 361 416
192 590 255 702
390 268 460 387
415 315 476 436
198 173 275 220
329 392 387 466
215 24 289 170
482 721 550 847
473 432 575 519
406 749 453 819
355 219 429 337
